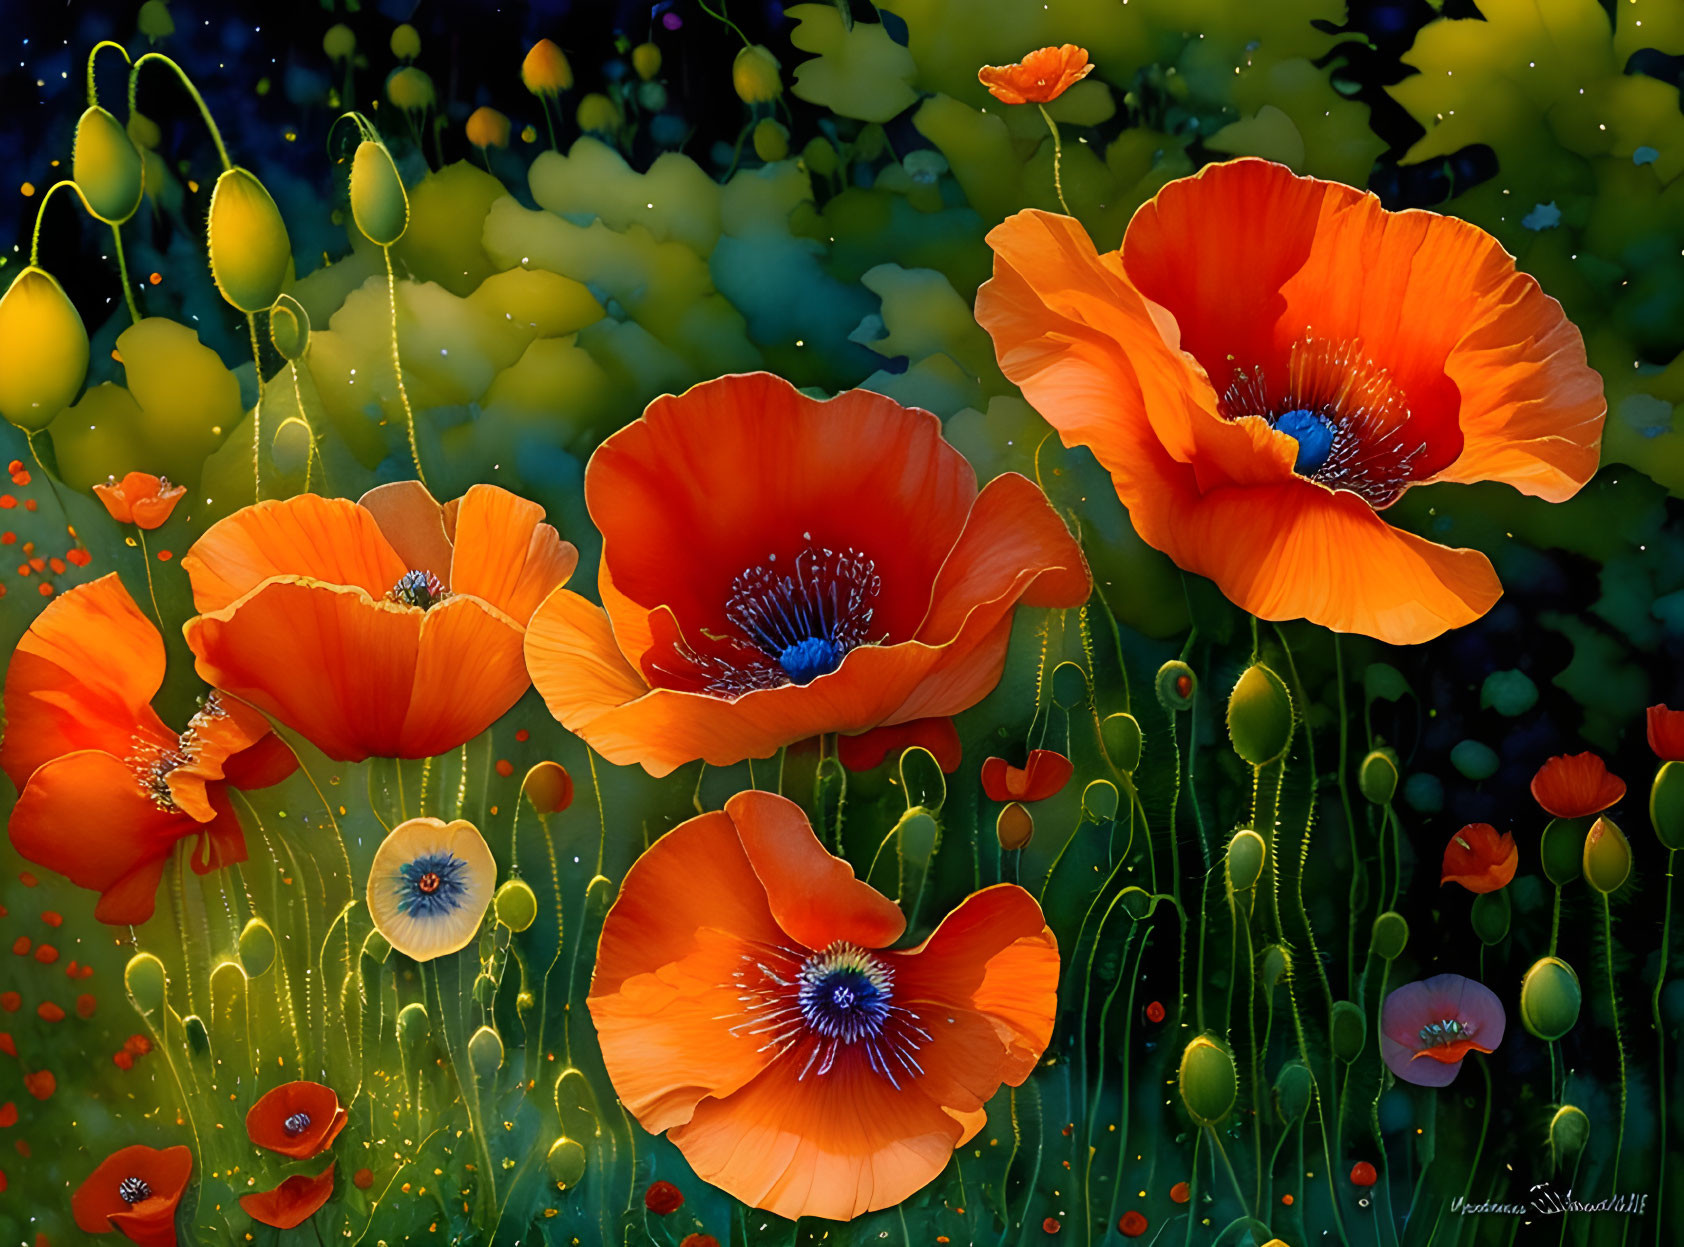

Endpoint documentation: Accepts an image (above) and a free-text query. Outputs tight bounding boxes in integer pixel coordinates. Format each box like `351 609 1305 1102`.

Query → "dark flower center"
397 851 469 917
282 1111 312 1136
117 1176 153 1205
387 569 449 610
1418 1016 1471 1048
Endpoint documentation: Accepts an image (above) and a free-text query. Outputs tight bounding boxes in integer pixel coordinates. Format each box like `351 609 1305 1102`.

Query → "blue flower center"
797 943 893 1044
1418 1016 1471 1048
387 569 448 610
397 851 470 918
1274 408 1336 475
118 1176 153 1205
283 1111 312 1136
778 635 845 684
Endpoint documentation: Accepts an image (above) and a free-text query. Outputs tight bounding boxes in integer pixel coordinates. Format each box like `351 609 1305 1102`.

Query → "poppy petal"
399 596 532 759
357 480 454 582
1530 752 1625 819
446 483 578 624
981 749 1074 804
163 694 279 822
1440 823 1518 893
187 784 249 876
220 731 299 792
246 1081 347 1158
837 718 961 774
238 1163 334 1229
1649 705 1684 762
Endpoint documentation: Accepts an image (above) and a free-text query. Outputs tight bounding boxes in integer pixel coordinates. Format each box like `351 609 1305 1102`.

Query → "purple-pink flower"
1380 973 1505 1087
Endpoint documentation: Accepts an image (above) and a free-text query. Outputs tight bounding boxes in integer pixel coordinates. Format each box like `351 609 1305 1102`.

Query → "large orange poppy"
588 790 1058 1221
2 575 295 925
977 158 1605 644
182 482 577 761
524 372 1090 777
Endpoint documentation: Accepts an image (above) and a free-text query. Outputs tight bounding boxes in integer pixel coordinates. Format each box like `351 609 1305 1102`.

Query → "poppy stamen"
727 543 881 686
282 1111 312 1136
1417 1016 1472 1047
127 692 233 810
117 1176 153 1205
396 850 469 917
387 569 449 610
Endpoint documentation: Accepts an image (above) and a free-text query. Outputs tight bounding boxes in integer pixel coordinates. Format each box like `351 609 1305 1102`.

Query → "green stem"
1549 883 1561 955
29 180 93 266
1654 849 1675 1247
110 222 141 325
136 530 166 629
86 40 132 106
246 313 265 502
1036 103 1071 214
1603 892 1627 1208
383 245 427 487
1460 1055 1492 1210
1209 1128 1253 1221
129 54 233 171
696 0 751 45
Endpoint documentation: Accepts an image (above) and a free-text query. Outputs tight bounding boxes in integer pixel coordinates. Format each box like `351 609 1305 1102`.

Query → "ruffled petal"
1531 751 1626 819
238 1164 335 1229
357 480 454 582
837 718 961 774
73 1144 191 1242
398 597 532 759
163 694 280 821
446 484 578 625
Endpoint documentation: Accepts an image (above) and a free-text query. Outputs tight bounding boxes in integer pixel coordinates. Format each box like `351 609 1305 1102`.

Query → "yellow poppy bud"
386 66 435 112
1582 814 1632 893
390 23 421 60
547 1137 587 1189
632 42 662 81
752 118 789 162
0 267 89 432
137 0 173 39
466 105 511 149
350 140 408 246
523 38 573 94
323 23 356 62
74 105 144 224
1178 1034 1237 1127
1227 663 1294 766
522 761 574 815
576 92 621 134
268 293 310 362
208 167 291 314
733 44 782 104
995 801 1033 851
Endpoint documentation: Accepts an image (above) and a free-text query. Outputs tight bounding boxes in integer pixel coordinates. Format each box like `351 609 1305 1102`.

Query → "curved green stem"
1036 103 1071 214
697 0 750 45
29 180 93 266
86 39 132 107
246 313 265 502
129 53 233 171
383 245 427 487
1209 1128 1253 1222
136 530 166 629
110 222 141 325
1603 893 1628 1208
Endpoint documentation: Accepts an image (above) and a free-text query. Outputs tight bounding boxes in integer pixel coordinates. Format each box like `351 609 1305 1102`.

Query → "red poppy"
1380 974 1504 1087
981 748 1074 803
1648 705 1684 762
238 1163 334 1229
977 159 1605 644
182 483 576 762
836 717 962 774
73 1144 192 1247
1440 823 1518 893
977 46 1094 106
1530 752 1625 819
525 373 1090 777
2 575 295 924
1351 1161 1378 1187
588 790 1058 1221
245 1081 347 1158
93 473 186 530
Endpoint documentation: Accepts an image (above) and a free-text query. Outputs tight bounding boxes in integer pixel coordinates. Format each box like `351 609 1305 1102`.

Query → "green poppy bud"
1519 956 1581 1041
1541 816 1590 887
390 23 421 60
396 1000 430 1046
1330 1000 1366 1062
1469 889 1510 945
1358 749 1398 805
1178 1034 1237 1127
898 747 946 812
137 0 174 39
0 266 88 431
996 801 1033 851
74 105 145 224
803 136 839 178
386 66 435 112
125 952 168 1016
1582 815 1632 894
577 92 621 134
238 917 277 977
1155 660 1196 711
1261 943 1291 990
208 168 291 314
632 42 662 81
350 140 409 246
268 293 310 362
895 807 940 864
1652 761 1684 851
323 23 356 62
1227 664 1294 766
1082 779 1119 823
733 44 783 103
546 1137 587 1189
1226 828 1266 892
1274 1060 1312 1123
1548 1105 1589 1169
1101 712 1143 772
1370 910 1409 961
468 1024 504 1078
495 878 539 932
1051 660 1090 710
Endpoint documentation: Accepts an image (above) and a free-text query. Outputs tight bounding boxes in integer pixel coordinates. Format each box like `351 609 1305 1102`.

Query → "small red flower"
1350 1161 1378 1187
1118 1210 1149 1237
1440 824 1518 894
239 1163 334 1229
1145 1000 1166 1024
1648 705 1684 762
73 1144 192 1247
837 717 962 774
1531 752 1625 819
245 1081 347 1159
93 474 186 530
981 749 1074 804
644 1179 684 1215
1042 1218 1062 1235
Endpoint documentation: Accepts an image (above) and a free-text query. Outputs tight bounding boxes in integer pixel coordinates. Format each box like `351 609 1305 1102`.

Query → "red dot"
36 582 53 597
1169 1181 1190 1204
112 1051 134 1070
23 1070 53 1100
14 1139 30 1158
643 1180 684 1215
1350 1161 1378 1187
156 549 172 561
36 1003 64 1023
75 995 96 1019
1042 1218 1061 1235
514 728 530 742
495 759 514 778
0 1033 14 1057
1145 1000 1165 1023
33 945 57 964
0 1102 15 1127
1282 1193 1295 1205
1175 674 1192 697
18 873 36 888
40 912 61 928
353 1167 373 1189
1118 1211 1148 1238
125 1034 152 1055
10 937 30 956
0 994 18 1013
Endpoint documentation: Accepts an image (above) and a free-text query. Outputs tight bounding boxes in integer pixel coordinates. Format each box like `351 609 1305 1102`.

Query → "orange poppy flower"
978 45 1093 106
524 373 1089 777
182 482 577 762
977 159 1605 644
73 1144 192 1247
245 1081 347 1158
981 748 1074 803
93 472 187 530
2 575 295 925
1440 823 1517 893
588 790 1058 1221
835 717 961 774
238 1163 334 1229
1531 752 1625 819
1648 705 1684 762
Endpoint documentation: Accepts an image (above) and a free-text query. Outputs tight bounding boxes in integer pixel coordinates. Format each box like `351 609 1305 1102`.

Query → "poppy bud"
183 1013 210 1054
468 1024 504 1078
323 23 355 62
396 1001 430 1046
637 81 669 112
1469 889 1510 945
1226 663 1293 766
238 917 277 977
803 136 839 178
1051 660 1090 710
390 23 421 60
362 929 391 962
1274 1060 1312 1122
272 417 312 477
73 105 144 224
898 746 947 811
495 878 539 932
996 801 1033 851
1358 748 1398 804
1261 943 1290 990
0 266 88 431
546 1137 587 1189
751 118 790 162
1582 815 1632 893
138 0 173 38
1540 816 1589 887
1651 761 1684 851
1178 1034 1237 1127
386 66 435 112
127 110 162 150
632 42 662 81
523 38 574 94
1548 1105 1589 1169
895 807 940 866
577 93 621 134
466 106 511 150
1519 956 1581 1041
125 952 168 1016
732 44 783 104
1330 1000 1366 1062
1155 660 1196 711
522 761 574 815
1101 712 1143 772
268 293 310 363
1225 828 1266 892
1370 910 1408 961
350 140 409 246
1082 779 1119 822
1119 886 1155 920
208 168 291 314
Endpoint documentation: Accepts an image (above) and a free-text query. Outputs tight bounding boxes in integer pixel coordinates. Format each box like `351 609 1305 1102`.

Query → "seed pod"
1082 779 1119 822
523 761 574 815
996 801 1033 852
238 917 277 977
1330 1000 1367 1061
1155 660 1197 711
1178 1034 1237 1127
522 38 573 94
896 807 940 865
466 106 511 150
1469 888 1510 945
732 44 783 104
125 952 168 1016
1519 956 1581 1041
73 105 145 224
1548 1105 1589 1169
899 746 947 812
350 140 409 246
208 168 291 314
1582 815 1632 894
468 1024 504 1078
1225 828 1266 892
495 878 539 932
1651 761 1684 850
1540 816 1589 887
1358 749 1398 804
272 417 313 477
546 1137 587 1189
1370 910 1409 961
0 266 88 431
1274 1060 1312 1123
268 294 310 362
1227 664 1293 766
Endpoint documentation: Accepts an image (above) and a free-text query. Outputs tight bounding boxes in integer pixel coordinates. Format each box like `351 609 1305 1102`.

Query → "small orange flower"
2 575 295 924
524 373 1089 777
182 483 576 761
1531 752 1625 819
1440 823 1517 893
588 791 1058 1221
981 748 1073 803
93 473 186 530
73 1144 192 1247
978 45 1093 106
836 717 961 774
978 159 1605 644
239 1163 334 1229
1648 705 1684 762
245 1081 347 1159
